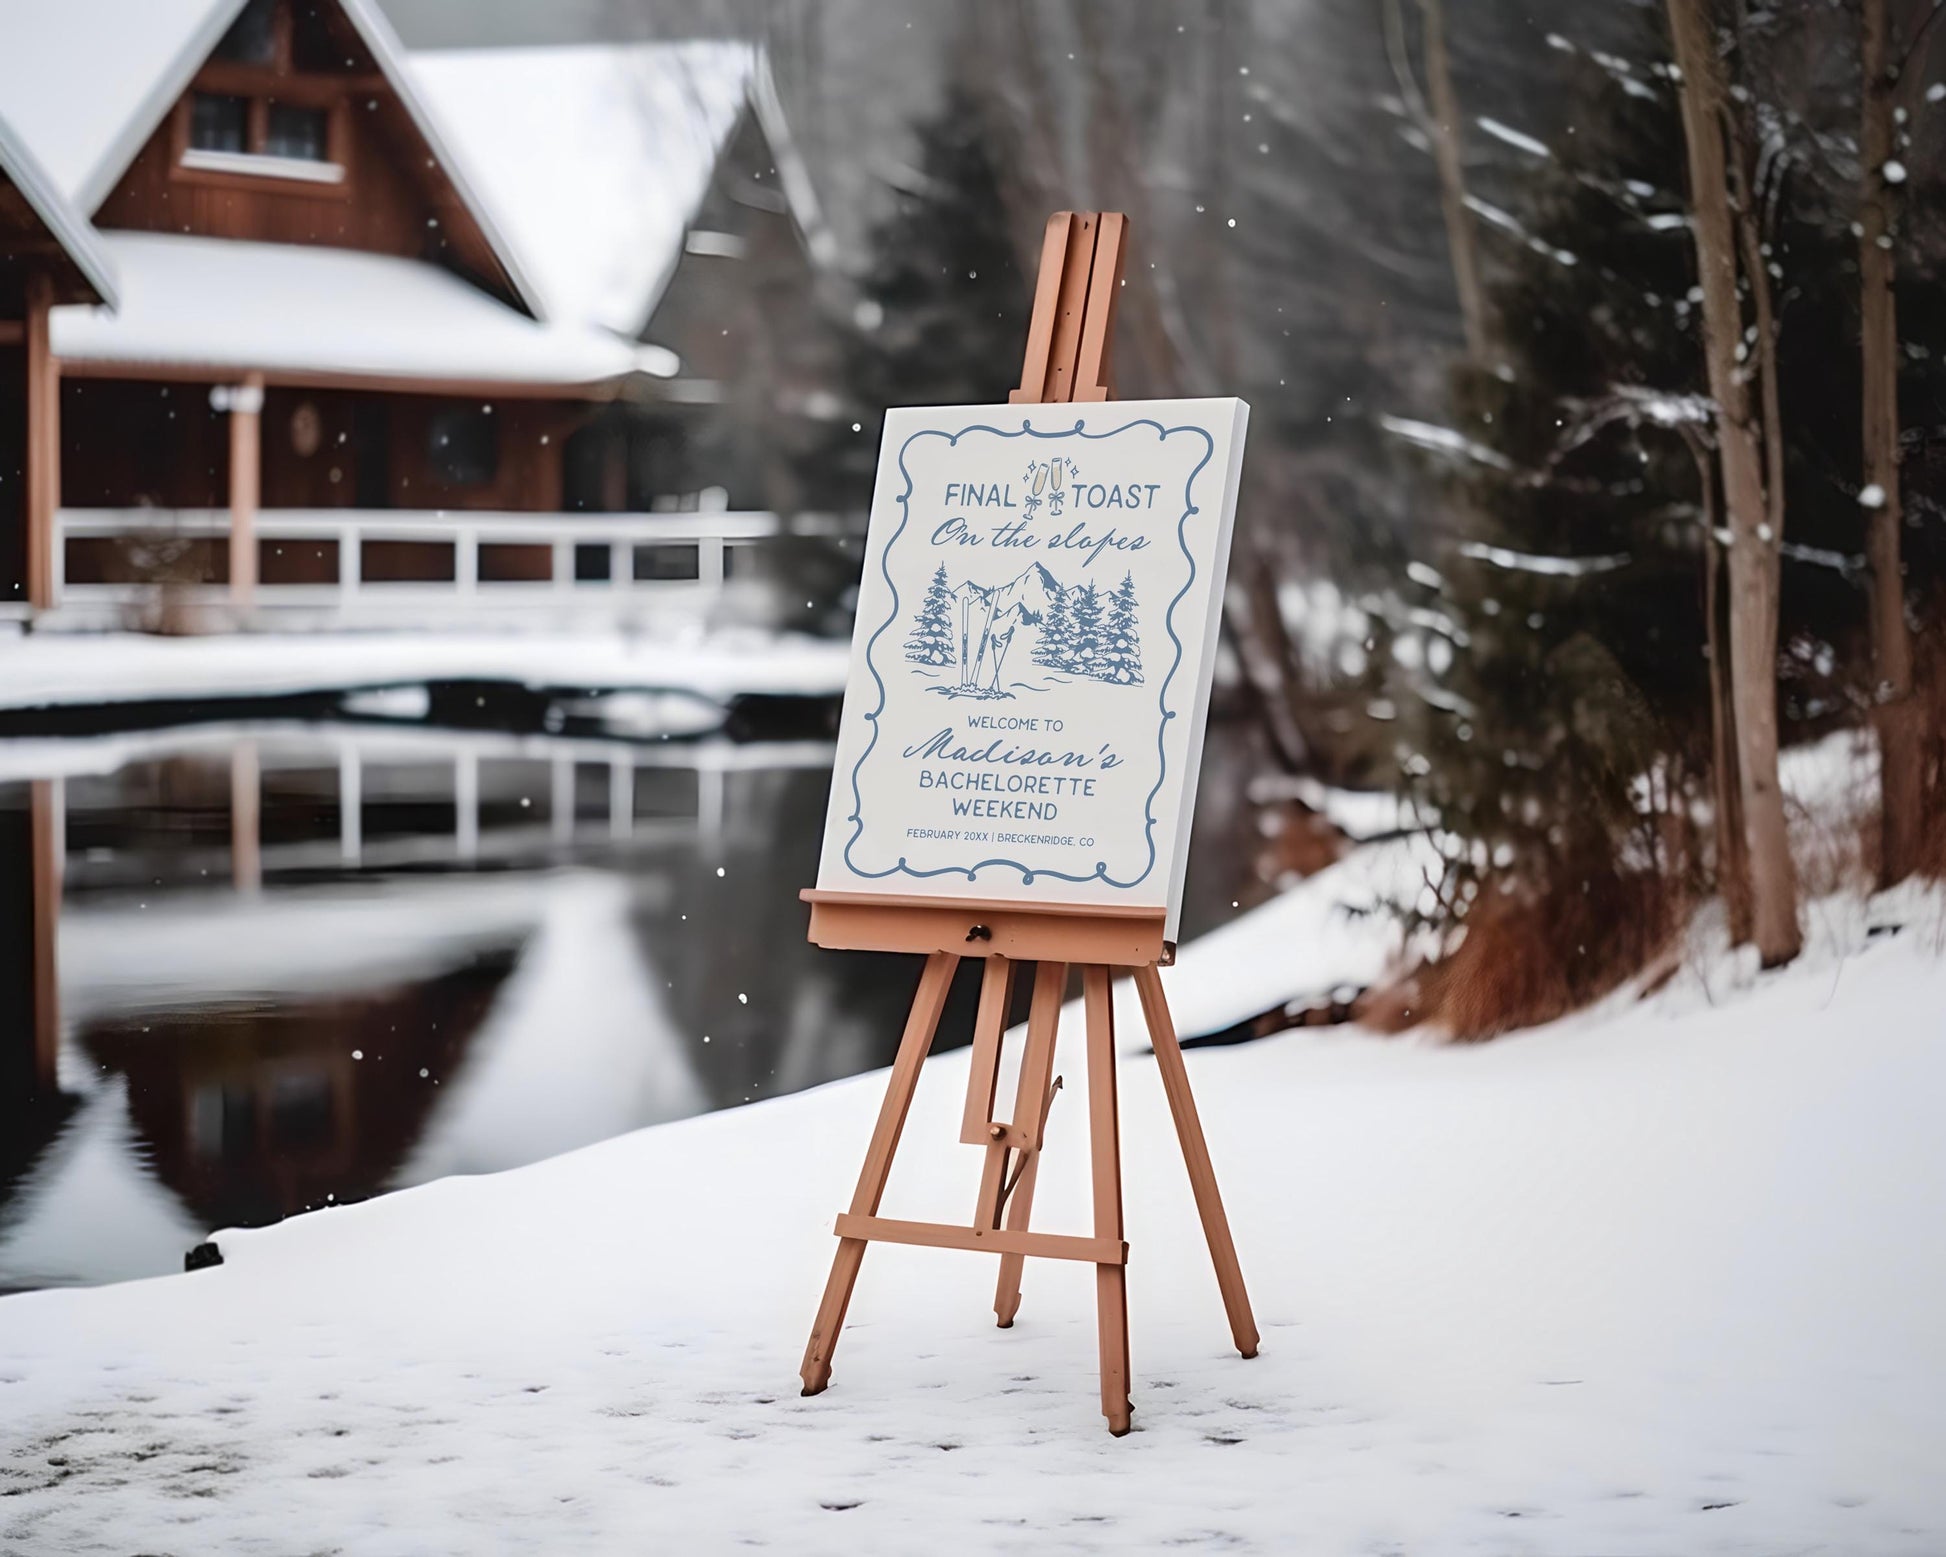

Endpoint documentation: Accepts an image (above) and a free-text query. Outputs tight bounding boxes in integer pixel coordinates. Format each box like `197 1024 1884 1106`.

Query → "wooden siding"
61 379 581 515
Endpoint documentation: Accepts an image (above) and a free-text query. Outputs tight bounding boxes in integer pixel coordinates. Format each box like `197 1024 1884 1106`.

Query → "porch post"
228 372 264 607
23 274 59 613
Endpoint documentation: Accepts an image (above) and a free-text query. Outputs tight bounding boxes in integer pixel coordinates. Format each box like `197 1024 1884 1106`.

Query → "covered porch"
13 230 801 626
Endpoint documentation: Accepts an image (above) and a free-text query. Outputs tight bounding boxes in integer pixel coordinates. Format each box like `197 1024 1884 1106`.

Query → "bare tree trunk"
1727 125 1785 549
1709 541 1754 942
1666 0 1801 965
1860 0 1923 885
1419 0 1489 362
1690 431 1754 942
1386 0 1490 362
1234 556 1314 776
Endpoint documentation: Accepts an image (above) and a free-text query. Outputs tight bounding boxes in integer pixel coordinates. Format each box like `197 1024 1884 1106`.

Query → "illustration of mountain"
905 561 1142 698
951 562 1063 693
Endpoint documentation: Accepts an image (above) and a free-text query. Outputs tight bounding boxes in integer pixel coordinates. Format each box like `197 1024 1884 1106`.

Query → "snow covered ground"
0 628 848 713
1085 833 1435 1048
1 863 1941 1552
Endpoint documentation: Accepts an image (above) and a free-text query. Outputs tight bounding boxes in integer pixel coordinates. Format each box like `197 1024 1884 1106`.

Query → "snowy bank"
1 880 1941 1552
0 628 848 714
1080 834 1435 1049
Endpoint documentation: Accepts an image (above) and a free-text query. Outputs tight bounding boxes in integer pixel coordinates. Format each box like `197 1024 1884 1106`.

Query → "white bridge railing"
51 507 799 622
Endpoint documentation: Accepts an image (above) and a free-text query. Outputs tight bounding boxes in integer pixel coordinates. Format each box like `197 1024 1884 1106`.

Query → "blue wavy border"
840 414 1214 888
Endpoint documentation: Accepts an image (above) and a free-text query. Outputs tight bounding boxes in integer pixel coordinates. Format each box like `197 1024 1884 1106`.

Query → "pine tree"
796 80 1029 513
1381 7 1715 986
1033 583 1074 671
1070 582 1105 679
905 564 957 666
1100 572 1144 685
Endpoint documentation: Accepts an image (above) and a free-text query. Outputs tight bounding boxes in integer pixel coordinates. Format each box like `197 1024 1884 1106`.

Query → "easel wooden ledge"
797 212 1258 1436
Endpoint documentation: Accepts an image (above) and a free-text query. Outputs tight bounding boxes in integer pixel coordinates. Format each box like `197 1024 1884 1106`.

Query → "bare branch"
1381 0 1433 133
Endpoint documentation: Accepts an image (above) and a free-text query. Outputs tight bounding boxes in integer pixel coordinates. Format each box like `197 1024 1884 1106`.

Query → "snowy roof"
748 47 839 274
49 232 665 388
0 112 118 306
409 41 753 337
0 0 237 212
0 0 550 320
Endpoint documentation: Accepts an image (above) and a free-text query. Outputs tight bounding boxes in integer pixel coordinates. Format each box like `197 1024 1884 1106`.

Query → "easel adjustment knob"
987 1123 1006 1140
965 923 993 942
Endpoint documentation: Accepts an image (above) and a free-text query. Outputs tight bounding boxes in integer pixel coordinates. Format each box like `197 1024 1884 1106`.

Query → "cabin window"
190 93 250 155
427 408 498 488
178 0 348 189
213 0 280 65
265 103 329 161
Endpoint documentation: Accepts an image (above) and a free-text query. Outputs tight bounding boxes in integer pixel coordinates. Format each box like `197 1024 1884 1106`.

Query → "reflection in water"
0 722 934 1292
397 876 704 1182
80 952 517 1235
0 714 1254 1293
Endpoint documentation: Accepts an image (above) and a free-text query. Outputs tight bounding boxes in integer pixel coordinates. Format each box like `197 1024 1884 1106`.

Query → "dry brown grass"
1364 864 1688 1042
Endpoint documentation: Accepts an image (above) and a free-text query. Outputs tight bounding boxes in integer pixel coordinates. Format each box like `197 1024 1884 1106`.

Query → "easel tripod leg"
801 1236 867 1396
991 960 1066 1327
1134 962 1260 1359
800 951 959 1396
1083 966 1132 1434
992 1151 1041 1328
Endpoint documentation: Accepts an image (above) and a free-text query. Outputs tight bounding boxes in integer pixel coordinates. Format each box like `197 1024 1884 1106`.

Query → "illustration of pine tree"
1034 583 1074 670
905 564 957 666
1070 581 1105 679
1101 571 1144 684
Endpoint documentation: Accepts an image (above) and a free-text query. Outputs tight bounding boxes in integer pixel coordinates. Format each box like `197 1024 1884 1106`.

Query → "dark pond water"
0 707 1256 1292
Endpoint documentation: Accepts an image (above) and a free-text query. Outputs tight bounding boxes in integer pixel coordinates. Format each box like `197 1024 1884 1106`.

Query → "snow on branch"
1457 542 1632 577
1463 194 1579 267
1551 386 1716 467
1476 117 1549 158
1544 33 1665 101
1779 540 1865 578
1471 117 1549 158
1378 414 1515 472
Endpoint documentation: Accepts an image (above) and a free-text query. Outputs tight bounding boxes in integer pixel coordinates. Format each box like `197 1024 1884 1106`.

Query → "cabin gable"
91 0 519 311
652 108 835 410
603 104 842 518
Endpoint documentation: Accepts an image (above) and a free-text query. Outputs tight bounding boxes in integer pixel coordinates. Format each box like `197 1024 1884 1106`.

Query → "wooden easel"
798 212 1257 1436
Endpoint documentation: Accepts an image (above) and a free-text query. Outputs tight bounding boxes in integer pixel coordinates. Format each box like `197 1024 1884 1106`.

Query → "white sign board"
816 397 1249 938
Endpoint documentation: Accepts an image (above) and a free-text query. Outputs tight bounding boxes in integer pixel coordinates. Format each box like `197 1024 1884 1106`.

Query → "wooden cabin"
0 0 835 630
410 39 859 610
